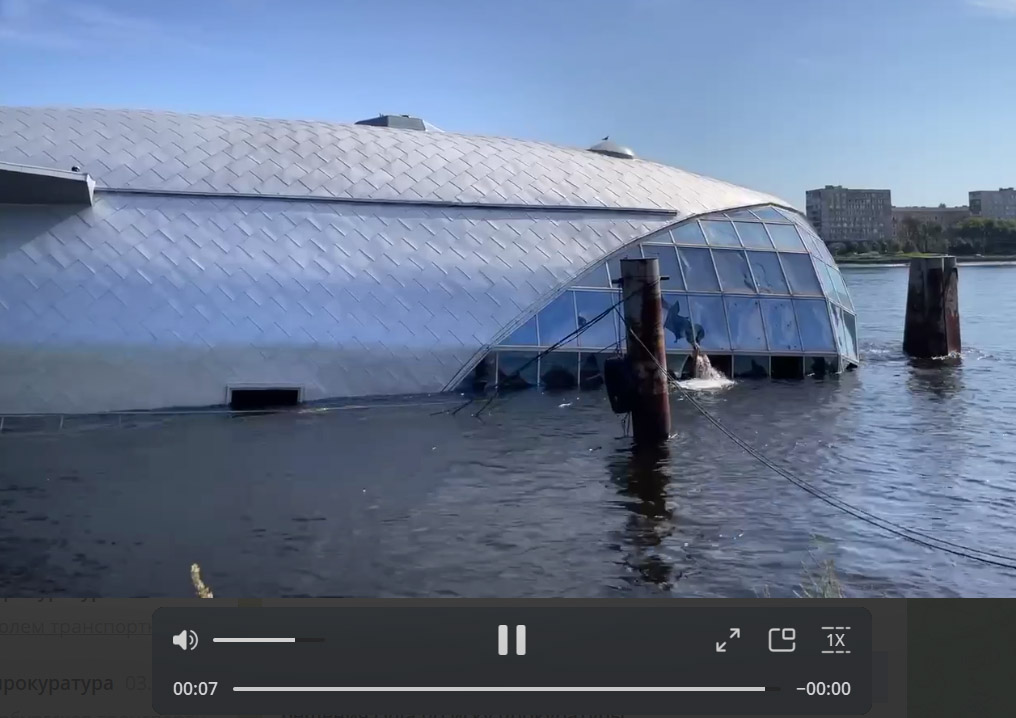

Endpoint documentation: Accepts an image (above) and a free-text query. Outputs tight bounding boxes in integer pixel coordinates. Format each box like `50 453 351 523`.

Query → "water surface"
2 265 1016 597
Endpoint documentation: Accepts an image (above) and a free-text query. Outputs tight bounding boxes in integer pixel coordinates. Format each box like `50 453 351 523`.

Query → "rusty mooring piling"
903 256 961 358
620 258 671 444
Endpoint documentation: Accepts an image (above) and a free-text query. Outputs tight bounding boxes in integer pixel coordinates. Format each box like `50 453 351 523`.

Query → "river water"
2 265 1016 598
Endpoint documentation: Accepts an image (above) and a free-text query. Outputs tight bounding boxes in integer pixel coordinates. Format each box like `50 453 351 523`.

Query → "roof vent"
588 137 636 160
355 114 428 131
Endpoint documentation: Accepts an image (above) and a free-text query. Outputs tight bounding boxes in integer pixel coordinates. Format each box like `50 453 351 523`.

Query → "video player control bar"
153 605 871 715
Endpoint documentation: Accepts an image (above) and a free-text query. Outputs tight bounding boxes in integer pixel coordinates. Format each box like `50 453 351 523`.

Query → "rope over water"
622 326 1016 571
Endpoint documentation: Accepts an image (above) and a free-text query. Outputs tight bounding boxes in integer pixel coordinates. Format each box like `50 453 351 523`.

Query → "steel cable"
621 322 1016 571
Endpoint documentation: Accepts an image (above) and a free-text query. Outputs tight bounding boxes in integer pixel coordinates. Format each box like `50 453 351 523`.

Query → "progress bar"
233 686 771 693
213 637 323 643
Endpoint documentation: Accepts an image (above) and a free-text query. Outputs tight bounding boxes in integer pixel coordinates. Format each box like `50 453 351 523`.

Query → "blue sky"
2 0 1015 208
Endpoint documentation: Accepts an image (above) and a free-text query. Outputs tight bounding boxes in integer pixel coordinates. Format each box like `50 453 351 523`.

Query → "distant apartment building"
969 188 1016 220
805 185 892 245
891 204 970 240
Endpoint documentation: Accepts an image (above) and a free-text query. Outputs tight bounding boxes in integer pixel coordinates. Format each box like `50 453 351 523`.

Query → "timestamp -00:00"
803 681 851 696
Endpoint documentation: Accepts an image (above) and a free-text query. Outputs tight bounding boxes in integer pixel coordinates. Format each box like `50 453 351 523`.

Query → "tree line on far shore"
827 217 1016 257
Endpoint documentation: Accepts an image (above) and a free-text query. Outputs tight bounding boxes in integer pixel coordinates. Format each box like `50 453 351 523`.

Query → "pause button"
498 625 526 656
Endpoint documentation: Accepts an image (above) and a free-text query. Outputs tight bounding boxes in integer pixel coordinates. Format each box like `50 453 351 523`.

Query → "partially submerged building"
0 107 857 414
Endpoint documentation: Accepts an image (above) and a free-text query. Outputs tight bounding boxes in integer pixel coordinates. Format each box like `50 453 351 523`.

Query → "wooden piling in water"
620 258 671 444
903 256 961 358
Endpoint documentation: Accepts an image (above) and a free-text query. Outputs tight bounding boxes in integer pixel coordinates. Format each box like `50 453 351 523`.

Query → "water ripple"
2 266 1016 596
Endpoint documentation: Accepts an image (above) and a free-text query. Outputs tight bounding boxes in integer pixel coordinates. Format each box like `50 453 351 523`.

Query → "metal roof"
0 107 816 413
0 106 791 214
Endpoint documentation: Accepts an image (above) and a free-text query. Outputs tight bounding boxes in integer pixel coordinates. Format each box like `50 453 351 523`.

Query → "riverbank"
835 253 1016 266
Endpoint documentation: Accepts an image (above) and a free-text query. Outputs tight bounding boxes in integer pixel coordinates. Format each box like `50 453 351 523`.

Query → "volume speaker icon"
172 629 199 651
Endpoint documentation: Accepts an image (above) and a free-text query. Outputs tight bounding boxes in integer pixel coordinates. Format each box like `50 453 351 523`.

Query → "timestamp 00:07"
172 681 219 697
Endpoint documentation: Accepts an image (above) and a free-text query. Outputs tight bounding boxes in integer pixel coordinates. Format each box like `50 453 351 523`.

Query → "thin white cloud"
0 0 205 51
968 0 1016 17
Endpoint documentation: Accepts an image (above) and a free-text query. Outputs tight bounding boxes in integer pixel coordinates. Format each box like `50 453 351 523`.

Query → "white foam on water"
677 377 734 391
676 352 735 391
694 354 726 381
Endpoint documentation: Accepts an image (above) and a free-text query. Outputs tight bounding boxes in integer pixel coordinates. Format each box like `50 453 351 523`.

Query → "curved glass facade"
476 204 857 390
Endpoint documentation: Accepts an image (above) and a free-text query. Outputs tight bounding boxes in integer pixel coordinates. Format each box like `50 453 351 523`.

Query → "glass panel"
723 296 768 351
760 298 802 351
501 315 538 346
712 249 756 293
701 219 741 247
796 225 825 259
785 208 812 230
766 223 806 251
814 256 834 299
540 351 578 390
640 244 685 290
751 206 790 222
688 294 732 351
794 299 836 352
826 265 854 310
780 252 823 295
537 292 577 347
831 305 844 354
830 304 846 357
496 351 538 389
643 227 674 243
725 208 759 221
819 264 835 300
831 306 859 361
662 293 696 350
575 291 620 349
844 311 858 361
734 221 773 249
677 247 720 292
815 237 836 265
800 230 833 264
672 219 707 245
572 261 611 288
606 247 643 287
796 222 835 264
747 251 789 294
776 207 802 223
734 355 770 378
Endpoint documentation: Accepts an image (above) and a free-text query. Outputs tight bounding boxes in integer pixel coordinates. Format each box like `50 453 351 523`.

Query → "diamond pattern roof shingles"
0 106 789 214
